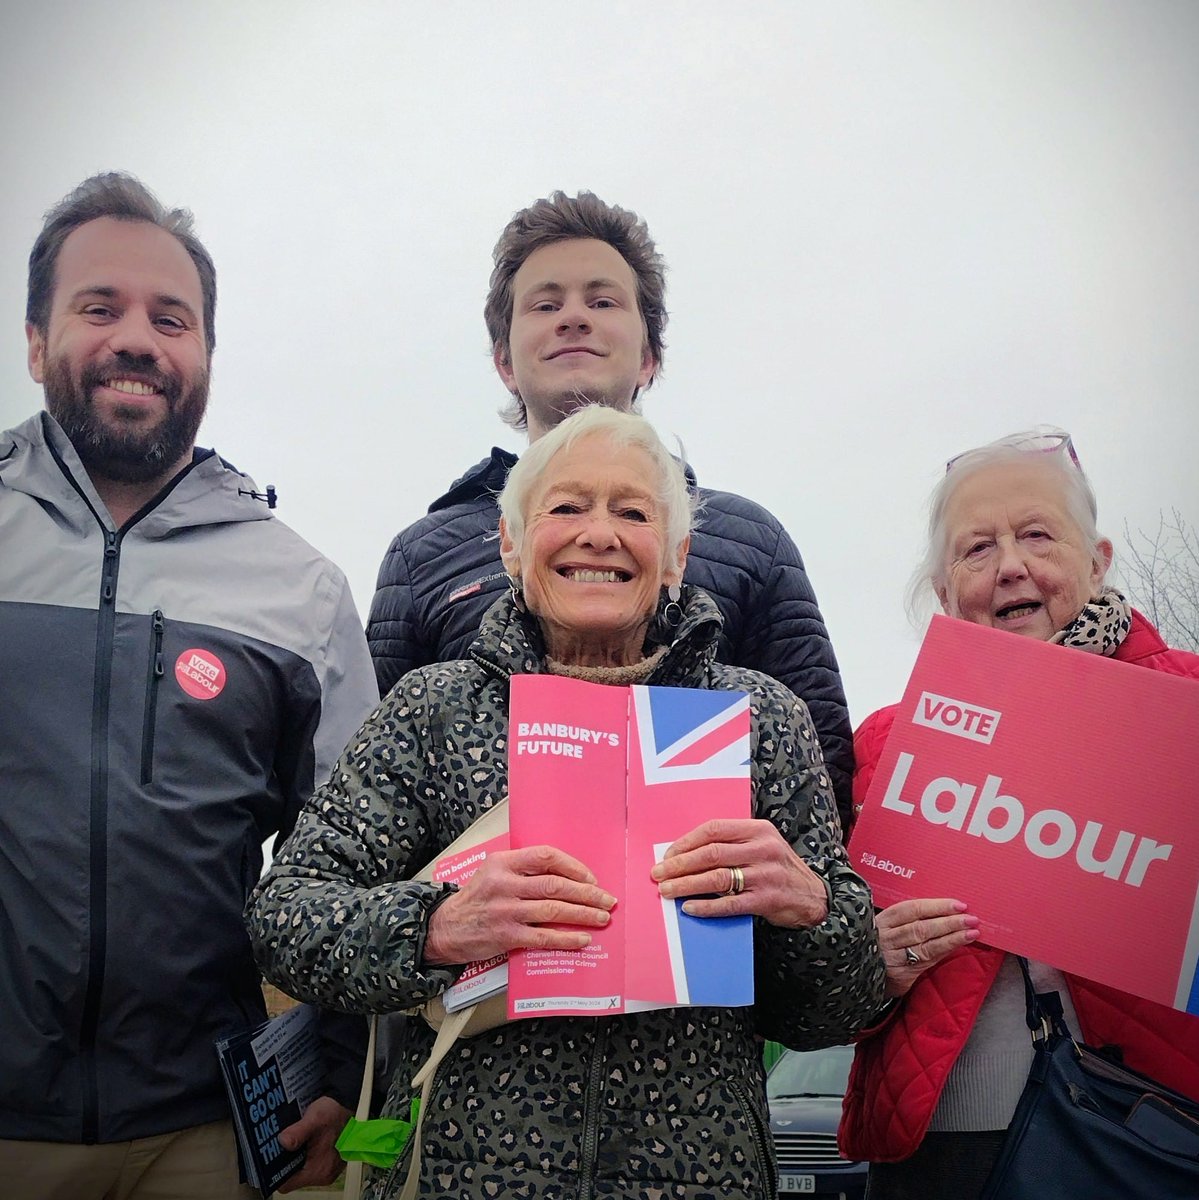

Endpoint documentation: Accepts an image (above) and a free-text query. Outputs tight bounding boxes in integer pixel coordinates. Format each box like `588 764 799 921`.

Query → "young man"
367 191 854 828
0 173 378 1198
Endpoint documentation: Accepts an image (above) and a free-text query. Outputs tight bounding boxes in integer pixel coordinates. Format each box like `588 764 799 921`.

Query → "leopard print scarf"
1049 586 1132 656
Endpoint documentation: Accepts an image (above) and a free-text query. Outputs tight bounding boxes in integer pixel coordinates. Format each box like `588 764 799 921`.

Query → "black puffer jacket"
249 587 885 1200
367 447 854 831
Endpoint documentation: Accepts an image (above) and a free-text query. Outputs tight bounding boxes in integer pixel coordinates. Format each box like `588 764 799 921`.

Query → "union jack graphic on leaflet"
625 685 754 1010
632 686 751 785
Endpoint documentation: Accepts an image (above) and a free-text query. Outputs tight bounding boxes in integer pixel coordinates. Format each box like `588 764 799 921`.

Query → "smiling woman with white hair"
838 428 1199 1199
248 404 885 1199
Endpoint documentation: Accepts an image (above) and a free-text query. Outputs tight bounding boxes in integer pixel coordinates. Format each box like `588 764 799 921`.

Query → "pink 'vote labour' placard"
849 615 1199 1015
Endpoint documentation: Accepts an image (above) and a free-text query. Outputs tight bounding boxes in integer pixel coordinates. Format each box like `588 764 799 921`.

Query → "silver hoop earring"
509 575 526 612
661 583 683 629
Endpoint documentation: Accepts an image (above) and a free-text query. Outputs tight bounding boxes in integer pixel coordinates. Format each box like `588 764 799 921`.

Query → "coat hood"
0 412 275 539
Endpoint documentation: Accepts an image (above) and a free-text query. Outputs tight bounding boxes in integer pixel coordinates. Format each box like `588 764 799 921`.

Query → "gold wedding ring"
726 865 746 896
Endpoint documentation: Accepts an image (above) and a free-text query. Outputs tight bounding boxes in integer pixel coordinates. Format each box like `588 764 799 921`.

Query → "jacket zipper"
79 527 123 1143
728 1077 776 1198
41 433 204 1144
577 1021 609 1200
140 610 165 785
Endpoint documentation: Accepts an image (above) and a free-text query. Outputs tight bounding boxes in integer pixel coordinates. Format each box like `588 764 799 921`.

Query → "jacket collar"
1118 609 1171 664
0 411 275 538
468 583 724 686
429 447 518 513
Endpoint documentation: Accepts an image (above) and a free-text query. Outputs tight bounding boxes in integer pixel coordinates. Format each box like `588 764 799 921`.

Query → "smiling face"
495 238 656 441
27 216 209 484
937 460 1112 641
500 433 688 667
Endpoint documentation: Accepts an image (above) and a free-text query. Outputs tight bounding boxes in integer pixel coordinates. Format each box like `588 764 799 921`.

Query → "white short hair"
498 405 696 564
907 426 1109 624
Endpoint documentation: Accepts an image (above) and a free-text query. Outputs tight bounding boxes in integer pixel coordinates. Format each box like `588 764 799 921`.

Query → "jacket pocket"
140 609 165 785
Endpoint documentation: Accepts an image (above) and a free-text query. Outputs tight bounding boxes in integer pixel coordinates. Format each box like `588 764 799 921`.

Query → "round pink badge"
174 648 227 701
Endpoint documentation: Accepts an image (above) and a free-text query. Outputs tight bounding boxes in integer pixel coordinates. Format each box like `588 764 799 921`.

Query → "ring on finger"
904 945 920 966
725 865 746 896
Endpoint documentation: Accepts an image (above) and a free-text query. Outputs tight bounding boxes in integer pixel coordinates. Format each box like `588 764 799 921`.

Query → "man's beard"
44 351 209 484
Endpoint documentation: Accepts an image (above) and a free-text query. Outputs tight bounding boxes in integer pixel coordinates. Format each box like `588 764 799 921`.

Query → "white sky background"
1 1 1196 727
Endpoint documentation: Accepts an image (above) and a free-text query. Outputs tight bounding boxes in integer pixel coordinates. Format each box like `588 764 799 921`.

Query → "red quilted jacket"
838 610 1199 1161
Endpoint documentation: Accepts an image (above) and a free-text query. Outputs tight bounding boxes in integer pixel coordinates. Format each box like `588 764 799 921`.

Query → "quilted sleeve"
738 523 855 836
246 674 463 1015
366 532 428 698
747 677 887 1049
848 706 898 834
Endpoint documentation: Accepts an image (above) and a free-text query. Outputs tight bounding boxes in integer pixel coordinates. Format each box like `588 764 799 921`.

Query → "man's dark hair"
27 172 217 357
485 191 668 430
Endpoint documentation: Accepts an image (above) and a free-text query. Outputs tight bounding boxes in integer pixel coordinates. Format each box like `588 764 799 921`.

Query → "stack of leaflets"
432 827 510 1012
215 1003 323 1196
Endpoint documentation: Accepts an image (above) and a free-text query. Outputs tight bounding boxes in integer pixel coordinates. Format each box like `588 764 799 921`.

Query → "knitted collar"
545 645 669 686
469 584 723 686
1049 587 1133 657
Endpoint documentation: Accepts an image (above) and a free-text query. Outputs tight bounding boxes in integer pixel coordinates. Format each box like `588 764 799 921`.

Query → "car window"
766 1045 854 1098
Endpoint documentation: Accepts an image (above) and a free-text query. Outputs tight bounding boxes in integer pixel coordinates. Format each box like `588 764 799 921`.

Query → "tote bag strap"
341 1012 378 1200
1014 955 1072 1045
341 799 511 1199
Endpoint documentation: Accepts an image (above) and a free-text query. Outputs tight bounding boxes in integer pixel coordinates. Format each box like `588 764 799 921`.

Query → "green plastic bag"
336 1098 421 1168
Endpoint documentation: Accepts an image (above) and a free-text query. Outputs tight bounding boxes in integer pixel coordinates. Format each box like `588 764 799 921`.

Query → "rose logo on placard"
175 648 227 701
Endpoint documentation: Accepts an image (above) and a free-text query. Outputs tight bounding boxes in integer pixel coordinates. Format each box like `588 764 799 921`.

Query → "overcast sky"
2 1 1195 725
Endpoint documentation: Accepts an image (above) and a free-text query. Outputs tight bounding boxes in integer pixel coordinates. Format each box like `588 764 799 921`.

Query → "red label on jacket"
175 648 227 700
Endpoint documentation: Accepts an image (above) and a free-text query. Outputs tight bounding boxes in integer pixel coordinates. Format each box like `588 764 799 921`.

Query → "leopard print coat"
248 588 885 1199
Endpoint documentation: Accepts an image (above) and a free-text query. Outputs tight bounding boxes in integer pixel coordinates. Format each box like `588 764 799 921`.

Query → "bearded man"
0 173 378 1199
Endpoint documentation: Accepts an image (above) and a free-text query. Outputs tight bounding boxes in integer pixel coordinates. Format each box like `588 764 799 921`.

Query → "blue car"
766 1044 866 1198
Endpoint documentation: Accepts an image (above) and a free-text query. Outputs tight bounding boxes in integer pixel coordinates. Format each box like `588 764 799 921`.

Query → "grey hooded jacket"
0 412 378 1143
249 587 885 1199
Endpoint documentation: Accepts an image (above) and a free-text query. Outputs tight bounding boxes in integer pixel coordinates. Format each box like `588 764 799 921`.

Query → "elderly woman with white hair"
838 429 1199 1199
248 404 885 1200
